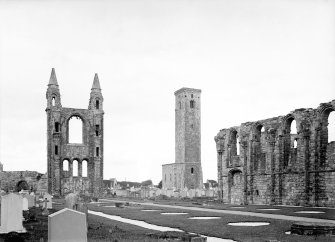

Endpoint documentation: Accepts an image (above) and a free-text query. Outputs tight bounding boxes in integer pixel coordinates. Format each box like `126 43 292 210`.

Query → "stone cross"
42 198 50 216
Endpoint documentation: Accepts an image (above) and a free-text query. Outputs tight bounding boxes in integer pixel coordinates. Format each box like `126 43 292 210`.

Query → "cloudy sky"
0 0 334 185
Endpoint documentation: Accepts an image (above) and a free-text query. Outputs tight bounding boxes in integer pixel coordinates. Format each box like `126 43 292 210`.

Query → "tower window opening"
191 167 194 174
237 137 240 155
191 124 194 129
52 97 56 106
290 120 297 134
294 139 297 148
328 111 335 142
191 94 193 98
68 116 83 144
95 125 99 136
63 160 69 171
96 100 99 109
96 147 99 157
55 145 58 155
82 160 88 177
55 122 60 132
190 100 195 108
73 160 78 177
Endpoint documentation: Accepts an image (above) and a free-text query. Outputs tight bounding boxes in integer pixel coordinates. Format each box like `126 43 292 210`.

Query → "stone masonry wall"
215 99 335 207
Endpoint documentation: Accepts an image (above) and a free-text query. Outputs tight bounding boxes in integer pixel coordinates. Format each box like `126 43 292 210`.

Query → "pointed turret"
91 73 101 91
89 73 103 110
48 68 58 87
46 68 61 108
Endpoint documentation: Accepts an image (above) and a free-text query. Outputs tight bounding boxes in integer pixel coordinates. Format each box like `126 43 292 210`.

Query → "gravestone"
22 197 28 211
65 193 79 210
25 194 35 208
48 208 87 242
0 193 26 233
43 193 52 209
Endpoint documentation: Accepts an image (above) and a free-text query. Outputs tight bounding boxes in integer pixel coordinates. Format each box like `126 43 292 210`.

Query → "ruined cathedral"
46 68 104 196
162 88 203 190
215 100 335 207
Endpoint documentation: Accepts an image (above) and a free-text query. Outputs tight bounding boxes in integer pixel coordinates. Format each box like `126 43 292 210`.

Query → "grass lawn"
90 198 335 242
0 197 334 241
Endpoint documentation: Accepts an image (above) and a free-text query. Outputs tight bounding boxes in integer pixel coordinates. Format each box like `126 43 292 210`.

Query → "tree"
157 180 162 189
141 179 153 187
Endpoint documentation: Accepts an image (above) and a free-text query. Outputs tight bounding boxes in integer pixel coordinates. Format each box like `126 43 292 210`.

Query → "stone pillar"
268 129 276 205
278 135 283 204
242 141 248 205
217 151 223 201
69 161 73 178
303 130 311 205
249 140 254 204
54 159 61 195
78 161 82 177
314 127 321 206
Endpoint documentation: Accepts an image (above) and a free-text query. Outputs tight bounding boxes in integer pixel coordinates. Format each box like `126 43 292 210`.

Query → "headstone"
22 197 28 211
26 194 35 208
43 193 52 209
48 208 87 242
65 193 79 210
0 193 26 233
42 198 50 215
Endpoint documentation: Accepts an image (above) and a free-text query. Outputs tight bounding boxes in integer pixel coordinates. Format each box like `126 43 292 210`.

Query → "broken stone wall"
215 100 335 207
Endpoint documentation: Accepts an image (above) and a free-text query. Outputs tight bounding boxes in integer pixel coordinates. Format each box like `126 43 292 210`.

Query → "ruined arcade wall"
215 100 335 207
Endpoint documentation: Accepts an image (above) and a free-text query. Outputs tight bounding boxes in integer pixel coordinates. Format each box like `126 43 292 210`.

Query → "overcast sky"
0 0 334 185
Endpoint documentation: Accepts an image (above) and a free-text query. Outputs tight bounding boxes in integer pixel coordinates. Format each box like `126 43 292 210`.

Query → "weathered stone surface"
0 170 44 192
215 100 335 207
162 88 203 191
48 208 87 242
46 68 104 197
0 193 25 233
291 222 335 236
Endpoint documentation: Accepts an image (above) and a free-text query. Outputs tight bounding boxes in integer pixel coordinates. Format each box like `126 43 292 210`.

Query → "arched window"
96 100 99 109
190 100 194 108
191 94 193 98
191 167 194 174
284 118 297 168
329 111 335 142
68 116 83 143
73 160 78 177
63 160 69 171
52 97 56 106
55 122 60 132
82 160 88 177
291 120 297 134
236 137 240 155
294 139 298 148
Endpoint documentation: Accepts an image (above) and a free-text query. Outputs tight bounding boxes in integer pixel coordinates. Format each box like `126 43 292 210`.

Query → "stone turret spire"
48 68 58 86
91 73 101 91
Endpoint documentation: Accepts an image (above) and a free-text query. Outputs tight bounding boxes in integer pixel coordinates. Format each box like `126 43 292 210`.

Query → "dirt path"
99 199 335 224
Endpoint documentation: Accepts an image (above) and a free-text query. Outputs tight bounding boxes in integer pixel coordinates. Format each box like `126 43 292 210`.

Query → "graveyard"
0 192 335 241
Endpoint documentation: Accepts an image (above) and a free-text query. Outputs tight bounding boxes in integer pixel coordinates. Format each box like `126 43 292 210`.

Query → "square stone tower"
162 88 203 190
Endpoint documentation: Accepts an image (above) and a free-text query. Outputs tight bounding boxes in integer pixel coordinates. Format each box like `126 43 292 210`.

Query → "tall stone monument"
162 88 203 190
46 68 104 196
